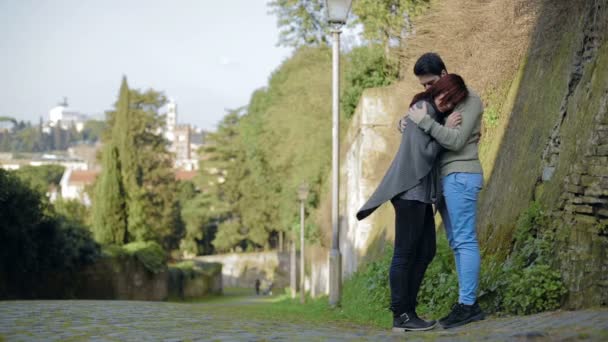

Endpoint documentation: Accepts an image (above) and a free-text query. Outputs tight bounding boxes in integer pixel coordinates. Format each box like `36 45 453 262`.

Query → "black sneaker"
392 312 438 332
439 302 485 329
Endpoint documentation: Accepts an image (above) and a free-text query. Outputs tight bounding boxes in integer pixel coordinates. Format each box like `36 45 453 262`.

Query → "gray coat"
356 100 443 221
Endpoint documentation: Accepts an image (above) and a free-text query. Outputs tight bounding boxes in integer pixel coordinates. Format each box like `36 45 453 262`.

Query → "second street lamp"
325 0 352 308
297 183 309 304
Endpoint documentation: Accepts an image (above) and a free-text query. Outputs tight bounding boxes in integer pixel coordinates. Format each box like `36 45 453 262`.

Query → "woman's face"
434 92 455 113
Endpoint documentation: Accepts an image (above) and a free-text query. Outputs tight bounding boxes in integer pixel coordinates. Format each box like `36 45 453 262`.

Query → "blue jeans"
439 172 483 305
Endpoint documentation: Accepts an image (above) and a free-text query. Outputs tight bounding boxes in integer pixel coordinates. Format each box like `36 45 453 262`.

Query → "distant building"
68 143 102 171
160 98 202 171
0 154 88 171
59 169 98 206
163 99 177 143
54 168 198 206
47 97 88 132
30 154 88 171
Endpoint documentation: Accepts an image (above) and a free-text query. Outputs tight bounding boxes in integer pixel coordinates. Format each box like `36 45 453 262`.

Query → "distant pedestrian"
255 278 261 295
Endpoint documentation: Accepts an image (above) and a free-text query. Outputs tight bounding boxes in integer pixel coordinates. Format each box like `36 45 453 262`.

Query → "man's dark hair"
413 53 447 76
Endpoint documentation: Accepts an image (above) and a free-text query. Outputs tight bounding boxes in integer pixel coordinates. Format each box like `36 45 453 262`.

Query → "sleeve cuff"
417 115 434 132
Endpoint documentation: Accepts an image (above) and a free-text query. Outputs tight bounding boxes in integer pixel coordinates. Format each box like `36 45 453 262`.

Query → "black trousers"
389 198 436 316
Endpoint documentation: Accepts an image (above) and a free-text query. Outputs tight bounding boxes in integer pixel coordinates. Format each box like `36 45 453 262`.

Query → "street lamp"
297 182 309 304
325 0 352 307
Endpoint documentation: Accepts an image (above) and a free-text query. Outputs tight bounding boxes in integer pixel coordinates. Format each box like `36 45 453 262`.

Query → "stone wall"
194 251 292 291
75 256 169 301
1 256 223 301
168 262 223 300
476 0 608 308
553 108 608 307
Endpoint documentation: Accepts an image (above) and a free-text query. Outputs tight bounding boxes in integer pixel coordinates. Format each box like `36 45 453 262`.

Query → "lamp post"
297 183 309 304
290 235 296 299
325 0 352 307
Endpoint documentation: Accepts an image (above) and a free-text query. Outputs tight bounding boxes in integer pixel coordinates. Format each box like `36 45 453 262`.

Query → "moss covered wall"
476 0 608 307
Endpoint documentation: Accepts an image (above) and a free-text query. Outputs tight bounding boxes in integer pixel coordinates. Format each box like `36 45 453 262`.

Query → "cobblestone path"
0 299 606 341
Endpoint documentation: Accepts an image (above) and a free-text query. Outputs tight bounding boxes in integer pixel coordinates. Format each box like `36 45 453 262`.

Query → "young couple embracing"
357 53 485 332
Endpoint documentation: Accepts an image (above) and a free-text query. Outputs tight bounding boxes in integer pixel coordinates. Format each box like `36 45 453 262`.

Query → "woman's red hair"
410 74 468 110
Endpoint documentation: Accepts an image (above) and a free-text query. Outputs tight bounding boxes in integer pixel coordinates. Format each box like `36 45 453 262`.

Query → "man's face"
417 70 447 89
418 74 441 89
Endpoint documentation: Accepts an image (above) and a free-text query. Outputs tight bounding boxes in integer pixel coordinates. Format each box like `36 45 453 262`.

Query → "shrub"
0 169 100 298
121 241 167 274
417 234 459 318
504 264 567 315
340 245 393 327
342 45 399 119
479 202 567 315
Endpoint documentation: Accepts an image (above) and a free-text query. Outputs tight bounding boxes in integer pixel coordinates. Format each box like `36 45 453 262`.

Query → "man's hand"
397 114 408 132
409 102 427 124
446 112 462 128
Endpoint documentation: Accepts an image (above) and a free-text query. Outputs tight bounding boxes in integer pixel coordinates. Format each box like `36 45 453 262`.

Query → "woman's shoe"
392 312 438 332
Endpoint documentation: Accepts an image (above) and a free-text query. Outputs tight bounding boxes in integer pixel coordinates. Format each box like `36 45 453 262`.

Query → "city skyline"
0 0 292 131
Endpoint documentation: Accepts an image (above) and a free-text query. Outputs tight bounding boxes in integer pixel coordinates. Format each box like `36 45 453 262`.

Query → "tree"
92 144 128 244
12 164 65 195
341 45 399 118
269 0 329 47
92 76 181 249
0 169 99 298
352 0 429 59
82 120 106 143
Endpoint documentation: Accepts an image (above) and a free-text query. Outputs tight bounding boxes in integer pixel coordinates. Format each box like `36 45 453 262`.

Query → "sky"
0 0 292 131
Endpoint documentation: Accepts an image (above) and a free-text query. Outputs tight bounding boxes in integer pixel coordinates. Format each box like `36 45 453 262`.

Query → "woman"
356 74 469 332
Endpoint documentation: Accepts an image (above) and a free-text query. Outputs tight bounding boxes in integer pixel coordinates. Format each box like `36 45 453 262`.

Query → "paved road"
0 300 606 341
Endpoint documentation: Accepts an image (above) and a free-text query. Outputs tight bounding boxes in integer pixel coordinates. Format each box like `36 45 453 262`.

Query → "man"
399 52 485 329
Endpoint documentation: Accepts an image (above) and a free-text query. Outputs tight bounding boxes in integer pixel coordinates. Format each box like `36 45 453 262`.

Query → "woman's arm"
409 96 483 151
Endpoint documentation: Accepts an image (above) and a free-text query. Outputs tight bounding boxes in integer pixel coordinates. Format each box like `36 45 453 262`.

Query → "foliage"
342 45 399 118
0 169 100 298
340 246 393 327
81 120 105 143
92 144 127 244
92 77 182 250
352 0 429 53
268 0 328 48
503 264 567 315
478 202 566 315
12 164 65 195
0 117 102 153
417 234 459 318
181 44 398 253
121 241 167 274
53 198 90 226
180 109 243 255
335 202 566 322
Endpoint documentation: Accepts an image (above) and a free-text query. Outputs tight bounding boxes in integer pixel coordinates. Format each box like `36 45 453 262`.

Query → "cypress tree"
92 143 127 244
112 77 146 241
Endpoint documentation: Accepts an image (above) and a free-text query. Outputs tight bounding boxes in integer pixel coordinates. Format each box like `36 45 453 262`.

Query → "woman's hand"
446 112 462 128
409 102 427 124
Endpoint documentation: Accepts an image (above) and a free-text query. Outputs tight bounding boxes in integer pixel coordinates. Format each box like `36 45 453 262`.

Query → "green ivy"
105 241 167 274
479 202 567 314
417 234 458 318
504 264 567 315
341 202 567 322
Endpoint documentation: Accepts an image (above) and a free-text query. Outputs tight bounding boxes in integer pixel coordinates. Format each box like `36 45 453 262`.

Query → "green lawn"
172 288 390 330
